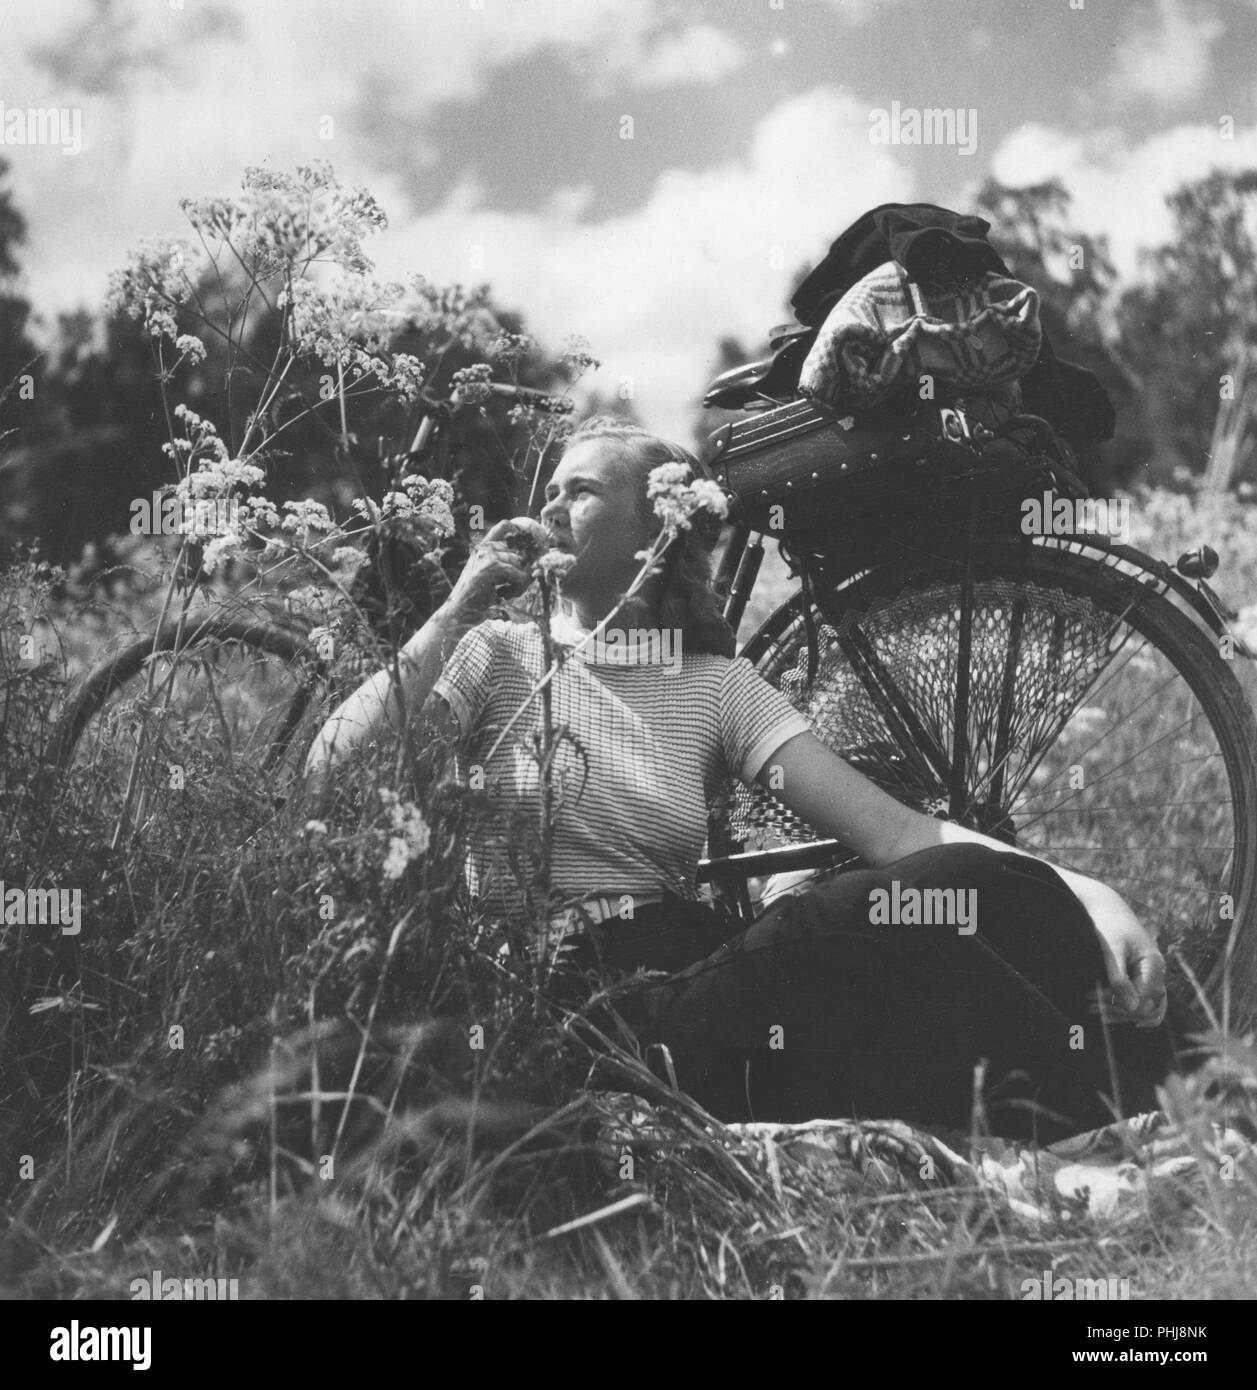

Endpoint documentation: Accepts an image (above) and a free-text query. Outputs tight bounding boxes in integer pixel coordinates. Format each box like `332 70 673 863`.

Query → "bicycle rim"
737 537 1257 1023
53 624 324 823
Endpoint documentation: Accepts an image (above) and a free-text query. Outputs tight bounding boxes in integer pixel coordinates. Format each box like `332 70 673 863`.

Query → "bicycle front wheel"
737 536 1257 1024
46 613 331 824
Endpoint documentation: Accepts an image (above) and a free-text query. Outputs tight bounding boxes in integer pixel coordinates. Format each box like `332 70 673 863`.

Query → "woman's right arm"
302 519 544 784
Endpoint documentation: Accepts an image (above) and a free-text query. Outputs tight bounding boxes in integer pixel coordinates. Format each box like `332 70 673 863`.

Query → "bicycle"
45 371 1257 1025
695 374 1257 1029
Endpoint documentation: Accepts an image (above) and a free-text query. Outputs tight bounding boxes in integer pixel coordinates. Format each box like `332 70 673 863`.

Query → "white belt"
538 891 667 955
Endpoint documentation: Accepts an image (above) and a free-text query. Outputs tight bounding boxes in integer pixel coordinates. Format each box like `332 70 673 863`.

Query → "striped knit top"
433 614 812 920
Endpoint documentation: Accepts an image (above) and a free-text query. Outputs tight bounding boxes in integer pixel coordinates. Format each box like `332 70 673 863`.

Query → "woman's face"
540 440 657 597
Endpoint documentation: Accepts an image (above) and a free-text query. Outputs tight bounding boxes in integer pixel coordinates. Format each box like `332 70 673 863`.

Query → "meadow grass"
2 485 1257 1300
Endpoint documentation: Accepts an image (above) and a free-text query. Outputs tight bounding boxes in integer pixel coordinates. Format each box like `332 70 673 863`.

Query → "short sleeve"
718 657 813 784
432 621 501 741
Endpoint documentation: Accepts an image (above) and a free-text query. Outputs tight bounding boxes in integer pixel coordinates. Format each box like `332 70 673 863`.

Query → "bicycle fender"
1041 534 1257 659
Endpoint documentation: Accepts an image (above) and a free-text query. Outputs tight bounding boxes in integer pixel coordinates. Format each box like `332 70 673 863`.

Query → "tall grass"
2 477 1256 1299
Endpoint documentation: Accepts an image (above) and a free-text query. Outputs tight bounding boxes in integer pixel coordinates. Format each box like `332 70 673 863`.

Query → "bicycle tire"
735 535 1257 1025
46 613 325 778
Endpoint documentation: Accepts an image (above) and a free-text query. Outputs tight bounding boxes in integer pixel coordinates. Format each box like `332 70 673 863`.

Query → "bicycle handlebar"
407 381 569 455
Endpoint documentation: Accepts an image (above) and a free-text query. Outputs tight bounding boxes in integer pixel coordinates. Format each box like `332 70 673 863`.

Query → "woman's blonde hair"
559 416 735 658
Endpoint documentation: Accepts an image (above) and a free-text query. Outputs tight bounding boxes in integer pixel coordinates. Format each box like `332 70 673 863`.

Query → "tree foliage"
0 170 580 569
0 157 37 401
1116 168 1257 489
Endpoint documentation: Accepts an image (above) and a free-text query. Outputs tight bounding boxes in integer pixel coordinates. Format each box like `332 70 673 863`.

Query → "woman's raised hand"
440 517 552 625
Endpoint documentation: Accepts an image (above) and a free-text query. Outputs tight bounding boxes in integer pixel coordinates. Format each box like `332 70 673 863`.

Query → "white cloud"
370 87 909 439
2 3 909 445
7 1 698 119
819 0 906 20
1110 0 1222 107
632 24 747 88
0 0 723 316
989 118 1257 280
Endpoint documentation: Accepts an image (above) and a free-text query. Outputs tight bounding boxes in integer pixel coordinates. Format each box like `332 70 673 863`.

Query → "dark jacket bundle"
790 203 1116 444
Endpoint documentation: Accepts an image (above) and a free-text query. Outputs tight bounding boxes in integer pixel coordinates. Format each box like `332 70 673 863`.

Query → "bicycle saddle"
703 324 816 409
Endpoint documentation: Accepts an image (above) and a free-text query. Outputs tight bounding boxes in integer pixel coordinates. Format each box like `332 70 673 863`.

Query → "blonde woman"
306 418 1172 1140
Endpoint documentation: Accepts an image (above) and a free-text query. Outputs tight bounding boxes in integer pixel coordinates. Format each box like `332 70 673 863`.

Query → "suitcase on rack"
701 396 1068 541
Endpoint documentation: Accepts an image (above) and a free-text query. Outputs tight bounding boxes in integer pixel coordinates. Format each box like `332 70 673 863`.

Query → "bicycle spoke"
968 634 1149 813
948 515 978 821
837 621 950 790
987 591 1026 813
1004 662 1189 811
1015 708 1218 834
1015 750 1225 802
964 591 1155 813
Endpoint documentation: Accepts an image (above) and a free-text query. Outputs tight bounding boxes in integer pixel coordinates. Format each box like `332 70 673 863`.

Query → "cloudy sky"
2 0 1256 439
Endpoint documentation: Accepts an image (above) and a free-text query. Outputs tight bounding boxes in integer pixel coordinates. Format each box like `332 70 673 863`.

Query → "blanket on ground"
596 1081 1256 1227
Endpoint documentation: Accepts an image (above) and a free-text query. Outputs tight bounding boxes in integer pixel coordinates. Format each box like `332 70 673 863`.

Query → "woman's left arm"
762 731 1166 1026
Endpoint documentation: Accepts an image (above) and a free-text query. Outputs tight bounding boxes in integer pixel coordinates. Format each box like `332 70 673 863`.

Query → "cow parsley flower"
646 464 729 532
381 838 412 881
179 457 266 500
200 535 243 575
451 362 493 404
400 475 455 536
386 352 426 403
534 549 577 581
332 546 366 569
286 275 405 366
107 237 197 344
281 498 335 543
559 334 600 374
378 788 431 880
175 334 208 365
486 332 535 363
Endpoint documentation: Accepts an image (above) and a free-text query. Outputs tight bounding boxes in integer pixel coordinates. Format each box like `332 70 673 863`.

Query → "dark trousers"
562 844 1178 1143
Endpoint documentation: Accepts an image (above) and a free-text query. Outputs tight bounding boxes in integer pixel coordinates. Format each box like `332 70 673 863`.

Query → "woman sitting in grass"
305 417 1173 1142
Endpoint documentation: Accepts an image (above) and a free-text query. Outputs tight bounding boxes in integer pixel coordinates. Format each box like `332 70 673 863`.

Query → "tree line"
1 164 1255 570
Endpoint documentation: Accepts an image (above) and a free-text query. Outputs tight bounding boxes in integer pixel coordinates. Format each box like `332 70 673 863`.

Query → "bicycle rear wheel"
735 536 1257 1024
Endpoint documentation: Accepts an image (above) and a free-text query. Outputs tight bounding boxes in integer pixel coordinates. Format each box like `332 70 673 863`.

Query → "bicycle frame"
406 382 559 471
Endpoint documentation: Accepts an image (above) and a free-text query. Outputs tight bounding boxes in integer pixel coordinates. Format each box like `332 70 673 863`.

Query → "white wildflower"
559 334 600 374
382 837 411 881
177 457 264 500
106 237 197 344
687 478 730 518
200 535 242 574
646 462 729 533
175 333 208 365
380 490 416 519
451 362 493 404
401 475 456 537
378 788 431 879
281 498 335 542
534 549 577 580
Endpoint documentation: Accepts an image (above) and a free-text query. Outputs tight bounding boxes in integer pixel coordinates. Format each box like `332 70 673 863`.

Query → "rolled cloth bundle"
798 260 1043 413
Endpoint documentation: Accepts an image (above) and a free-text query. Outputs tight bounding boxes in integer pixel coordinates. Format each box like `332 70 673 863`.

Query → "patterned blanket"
596 1058 1257 1226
